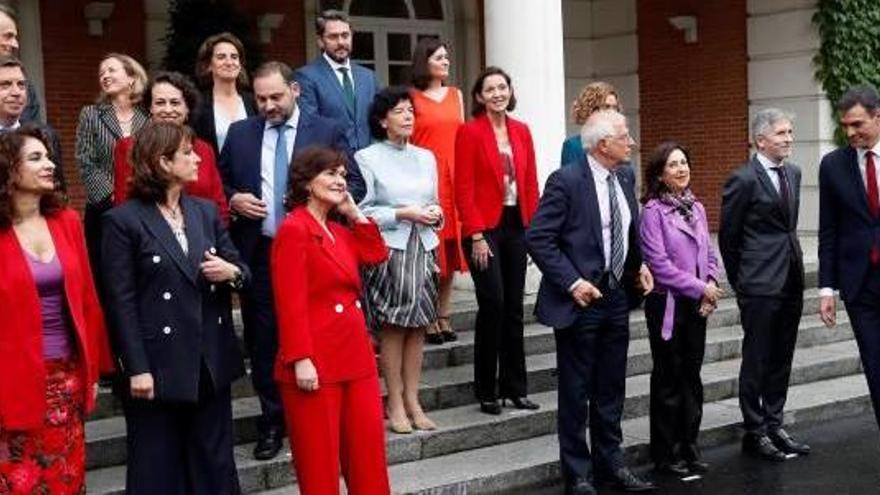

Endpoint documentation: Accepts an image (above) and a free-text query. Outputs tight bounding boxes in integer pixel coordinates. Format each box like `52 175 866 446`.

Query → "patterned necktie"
338 67 356 115
607 172 625 283
272 123 290 236
866 151 880 264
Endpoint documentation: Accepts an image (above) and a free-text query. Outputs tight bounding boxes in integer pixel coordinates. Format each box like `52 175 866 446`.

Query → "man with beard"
218 60 347 460
719 108 809 461
295 9 378 201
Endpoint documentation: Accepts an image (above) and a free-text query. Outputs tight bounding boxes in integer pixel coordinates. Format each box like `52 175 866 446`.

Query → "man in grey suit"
719 108 810 461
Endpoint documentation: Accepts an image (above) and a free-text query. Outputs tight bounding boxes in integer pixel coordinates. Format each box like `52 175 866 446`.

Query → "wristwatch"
228 267 244 290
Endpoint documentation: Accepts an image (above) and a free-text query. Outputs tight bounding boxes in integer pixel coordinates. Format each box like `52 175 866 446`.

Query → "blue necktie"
272 123 290 236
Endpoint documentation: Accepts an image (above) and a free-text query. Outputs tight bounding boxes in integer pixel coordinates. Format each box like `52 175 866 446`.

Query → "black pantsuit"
645 294 707 463
463 206 528 402
238 236 284 434
737 263 803 434
555 285 630 481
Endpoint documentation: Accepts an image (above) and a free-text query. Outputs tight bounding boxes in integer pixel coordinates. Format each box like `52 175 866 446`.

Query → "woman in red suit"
112 71 229 224
0 126 111 493
271 147 391 494
455 66 540 415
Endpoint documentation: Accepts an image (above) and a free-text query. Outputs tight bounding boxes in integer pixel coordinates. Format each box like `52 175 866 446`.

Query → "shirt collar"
323 52 351 73
264 106 300 131
587 153 612 181
0 119 21 131
756 151 783 171
857 141 880 162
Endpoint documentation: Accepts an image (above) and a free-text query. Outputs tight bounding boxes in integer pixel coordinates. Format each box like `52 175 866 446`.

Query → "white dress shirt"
260 108 299 237
756 152 784 193
323 52 355 91
588 154 632 271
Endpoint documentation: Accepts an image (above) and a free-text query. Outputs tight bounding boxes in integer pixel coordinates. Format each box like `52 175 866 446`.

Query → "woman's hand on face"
130 372 155 400
200 251 239 282
294 359 319 392
337 192 367 223
470 235 493 271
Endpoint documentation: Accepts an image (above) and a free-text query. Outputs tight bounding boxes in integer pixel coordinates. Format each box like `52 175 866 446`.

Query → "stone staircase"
85 260 874 494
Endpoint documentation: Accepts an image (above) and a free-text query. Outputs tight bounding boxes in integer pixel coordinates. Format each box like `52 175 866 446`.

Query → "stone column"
484 0 567 187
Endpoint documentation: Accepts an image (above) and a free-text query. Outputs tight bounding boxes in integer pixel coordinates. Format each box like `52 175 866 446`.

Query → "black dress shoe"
501 396 540 410
686 460 710 473
479 400 502 415
253 428 283 460
566 477 597 495
768 428 811 455
654 460 690 476
599 467 656 492
742 433 786 461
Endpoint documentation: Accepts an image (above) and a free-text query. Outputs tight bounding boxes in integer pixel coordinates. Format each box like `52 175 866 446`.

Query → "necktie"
338 67 356 115
866 151 880 264
272 123 290 236
771 166 790 214
607 172 625 284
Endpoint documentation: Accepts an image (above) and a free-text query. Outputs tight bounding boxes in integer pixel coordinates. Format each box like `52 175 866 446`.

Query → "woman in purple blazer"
639 141 723 476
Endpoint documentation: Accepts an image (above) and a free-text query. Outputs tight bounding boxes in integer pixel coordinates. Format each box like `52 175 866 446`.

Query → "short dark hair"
128 122 194 202
0 54 25 77
143 71 202 125
470 66 517 116
316 10 350 36
253 60 294 84
0 125 64 229
286 146 348 210
410 37 448 91
837 84 880 114
641 140 693 204
368 86 412 140
194 32 249 89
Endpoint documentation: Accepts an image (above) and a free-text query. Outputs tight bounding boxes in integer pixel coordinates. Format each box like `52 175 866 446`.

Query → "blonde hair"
571 81 621 125
98 53 148 105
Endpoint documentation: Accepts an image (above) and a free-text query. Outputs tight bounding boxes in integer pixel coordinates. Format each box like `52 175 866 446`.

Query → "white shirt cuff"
818 287 836 297
569 278 585 293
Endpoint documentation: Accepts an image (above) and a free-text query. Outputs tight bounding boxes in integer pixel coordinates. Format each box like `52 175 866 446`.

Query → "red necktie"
866 151 880 264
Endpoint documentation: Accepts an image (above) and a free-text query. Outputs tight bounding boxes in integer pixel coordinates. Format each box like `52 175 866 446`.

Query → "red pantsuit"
271 207 390 495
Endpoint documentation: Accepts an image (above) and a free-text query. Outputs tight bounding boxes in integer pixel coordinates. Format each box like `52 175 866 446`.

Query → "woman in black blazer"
101 122 248 495
191 32 256 156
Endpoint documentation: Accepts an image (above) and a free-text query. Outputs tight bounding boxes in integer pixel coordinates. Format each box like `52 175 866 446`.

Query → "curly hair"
143 71 202 125
0 125 65 229
641 140 692 204
195 32 250 89
286 146 348 210
97 53 148 105
368 85 412 140
571 81 621 126
128 122 194 203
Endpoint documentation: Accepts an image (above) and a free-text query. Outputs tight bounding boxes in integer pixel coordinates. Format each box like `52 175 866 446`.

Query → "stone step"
85 316 859 493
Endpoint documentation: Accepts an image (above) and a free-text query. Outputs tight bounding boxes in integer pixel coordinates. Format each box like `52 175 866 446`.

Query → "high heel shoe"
501 396 540 410
437 316 458 342
479 400 502 415
408 411 437 431
425 321 445 345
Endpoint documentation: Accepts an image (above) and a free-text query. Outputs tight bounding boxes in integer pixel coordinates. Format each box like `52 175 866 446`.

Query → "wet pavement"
525 411 880 494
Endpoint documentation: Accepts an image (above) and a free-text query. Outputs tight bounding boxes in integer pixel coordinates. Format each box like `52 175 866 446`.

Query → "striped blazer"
75 102 149 205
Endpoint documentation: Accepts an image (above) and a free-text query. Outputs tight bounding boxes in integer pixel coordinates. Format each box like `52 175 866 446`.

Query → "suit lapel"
299 209 359 285
665 204 698 240
246 117 267 196
352 64 372 117
845 147 873 221
579 162 604 255
97 104 124 139
137 201 199 285
751 157 789 224
475 115 505 192
317 56 352 118
182 197 207 271
291 112 313 161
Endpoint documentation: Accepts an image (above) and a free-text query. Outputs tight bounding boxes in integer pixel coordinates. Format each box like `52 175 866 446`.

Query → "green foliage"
813 0 880 145
163 0 263 88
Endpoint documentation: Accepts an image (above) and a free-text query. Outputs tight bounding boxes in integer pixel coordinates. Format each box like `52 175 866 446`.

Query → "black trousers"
555 284 630 482
84 198 112 298
463 206 528 402
239 236 284 434
645 294 707 464
737 266 803 434
123 364 241 495
844 265 880 430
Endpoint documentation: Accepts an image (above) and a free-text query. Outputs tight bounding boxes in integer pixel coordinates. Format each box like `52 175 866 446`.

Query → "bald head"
581 110 633 167
0 9 19 56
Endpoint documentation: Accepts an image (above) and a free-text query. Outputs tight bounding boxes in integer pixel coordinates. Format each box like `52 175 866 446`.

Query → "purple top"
25 251 74 360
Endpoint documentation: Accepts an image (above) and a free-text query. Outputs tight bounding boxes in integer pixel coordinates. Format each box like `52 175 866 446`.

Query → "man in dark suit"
218 60 348 460
527 110 654 494
719 108 809 461
0 5 40 123
294 9 379 201
818 85 880 432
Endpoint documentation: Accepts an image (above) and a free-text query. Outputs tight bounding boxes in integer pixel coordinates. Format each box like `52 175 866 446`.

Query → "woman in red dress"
409 37 466 343
271 147 391 494
112 71 229 224
0 126 111 494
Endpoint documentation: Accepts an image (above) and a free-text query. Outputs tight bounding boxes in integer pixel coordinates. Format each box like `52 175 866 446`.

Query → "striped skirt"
363 229 439 329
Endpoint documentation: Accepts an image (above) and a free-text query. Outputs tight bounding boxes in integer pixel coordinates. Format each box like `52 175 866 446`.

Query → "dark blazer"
454 113 540 237
21 80 41 124
192 90 257 157
526 161 643 329
719 156 804 296
295 56 379 154
100 196 248 402
818 146 880 302
217 111 350 263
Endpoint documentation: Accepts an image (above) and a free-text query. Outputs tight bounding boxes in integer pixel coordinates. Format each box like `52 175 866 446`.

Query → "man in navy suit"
295 9 379 200
819 84 880 432
527 110 654 494
218 60 347 460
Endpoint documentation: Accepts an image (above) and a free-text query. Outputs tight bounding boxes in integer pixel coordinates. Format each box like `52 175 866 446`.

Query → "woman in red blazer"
455 66 540 415
0 126 111 494
113 71 229 224
271 147 391 495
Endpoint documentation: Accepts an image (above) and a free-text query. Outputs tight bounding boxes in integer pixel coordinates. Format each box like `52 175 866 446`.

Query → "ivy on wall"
813 0 880 145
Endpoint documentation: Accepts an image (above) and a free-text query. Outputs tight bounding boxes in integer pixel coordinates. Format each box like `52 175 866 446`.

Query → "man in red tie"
819 85 880 432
